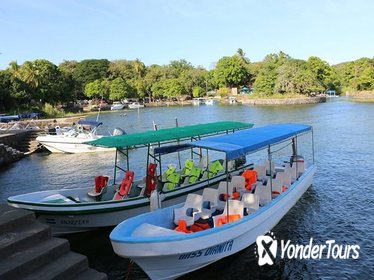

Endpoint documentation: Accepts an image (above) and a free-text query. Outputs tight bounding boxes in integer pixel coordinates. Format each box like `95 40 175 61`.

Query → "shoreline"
239 96 326 105
0 96 327 130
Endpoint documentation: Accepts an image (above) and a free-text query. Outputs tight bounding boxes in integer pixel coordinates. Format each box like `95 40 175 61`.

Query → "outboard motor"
113 127 126 136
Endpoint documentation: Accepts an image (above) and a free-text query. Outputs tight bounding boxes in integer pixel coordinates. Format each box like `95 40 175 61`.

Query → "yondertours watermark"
255 231 360 266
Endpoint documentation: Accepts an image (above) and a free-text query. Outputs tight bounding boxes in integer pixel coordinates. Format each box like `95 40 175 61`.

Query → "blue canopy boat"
110 123 317 280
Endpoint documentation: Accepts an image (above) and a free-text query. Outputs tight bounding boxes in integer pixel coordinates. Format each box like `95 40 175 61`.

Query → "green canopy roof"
86 121 254 148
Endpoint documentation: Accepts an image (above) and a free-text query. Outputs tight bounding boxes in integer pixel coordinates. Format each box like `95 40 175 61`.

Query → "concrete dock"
0 204 107 280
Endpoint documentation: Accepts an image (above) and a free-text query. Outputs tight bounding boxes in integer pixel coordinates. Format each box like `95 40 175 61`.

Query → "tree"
214 55 248 88
59 60 80 102
133 59 146 78
180 67 207 96
109 60 137 80
144 65 168 100
84 80 103 99
109 77 131 100
73 59 110 91
252 52 293 95
168 59 193 78
0 71 14 111
236 48 250 64
306 56 339 92
12 60 67 105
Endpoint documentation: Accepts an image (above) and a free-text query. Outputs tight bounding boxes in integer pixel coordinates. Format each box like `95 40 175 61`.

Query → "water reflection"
1 100 374 279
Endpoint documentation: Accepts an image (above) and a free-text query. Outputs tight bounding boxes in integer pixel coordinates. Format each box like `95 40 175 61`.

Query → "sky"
0 0 373 70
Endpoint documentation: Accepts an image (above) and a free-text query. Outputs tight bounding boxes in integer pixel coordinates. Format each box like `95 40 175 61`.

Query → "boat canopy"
86 121 253 148
187 123 312 161
77 120 103 127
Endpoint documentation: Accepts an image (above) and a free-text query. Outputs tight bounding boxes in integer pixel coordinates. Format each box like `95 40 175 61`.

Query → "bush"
43 103 65 118
217 87 231 97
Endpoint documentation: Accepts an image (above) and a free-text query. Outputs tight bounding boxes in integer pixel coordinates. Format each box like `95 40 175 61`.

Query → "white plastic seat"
173 193 203 226
276 171 291 188
254 165 266 180
254 181 272 206
241 193 260 214
269 178 283 197
217 181 234 210
264 160 275 175
231 176 246 194
213 200 244 227
201 188 218 219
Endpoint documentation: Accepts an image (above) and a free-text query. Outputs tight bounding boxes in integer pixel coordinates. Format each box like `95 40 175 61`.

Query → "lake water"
1 98 373 279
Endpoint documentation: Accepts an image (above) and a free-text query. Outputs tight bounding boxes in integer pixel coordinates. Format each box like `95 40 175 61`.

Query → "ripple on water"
1 101 374 279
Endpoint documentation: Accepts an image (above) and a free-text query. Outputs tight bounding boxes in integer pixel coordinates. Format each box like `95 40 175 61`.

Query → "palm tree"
133 58 146 78
20 61 40 88
8 61 21 79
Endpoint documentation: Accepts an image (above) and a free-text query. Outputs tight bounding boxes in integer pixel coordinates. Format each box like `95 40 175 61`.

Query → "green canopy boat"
8 121 253 235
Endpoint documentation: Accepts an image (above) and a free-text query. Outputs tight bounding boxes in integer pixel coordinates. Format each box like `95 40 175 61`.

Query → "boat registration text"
178 240 234 260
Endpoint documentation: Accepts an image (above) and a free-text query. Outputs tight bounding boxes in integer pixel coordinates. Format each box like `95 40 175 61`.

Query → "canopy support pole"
312 128 315 164
225 153 229 222
113 148 118 184
295 136 299 180
175 118 181 170
268 146 273 194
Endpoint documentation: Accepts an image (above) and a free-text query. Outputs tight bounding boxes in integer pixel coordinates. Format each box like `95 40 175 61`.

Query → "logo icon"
256 232 277 266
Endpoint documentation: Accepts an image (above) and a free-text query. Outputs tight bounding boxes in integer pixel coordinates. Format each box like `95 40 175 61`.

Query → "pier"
0 204 107 280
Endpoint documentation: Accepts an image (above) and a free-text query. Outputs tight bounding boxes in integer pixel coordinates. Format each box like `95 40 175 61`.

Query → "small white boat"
36 120 123 154
110 124 316 279
192 98 205 106
111 101 125 110
128 102 144 109
228 96 237 104
205 98 218 105
9 121 254 235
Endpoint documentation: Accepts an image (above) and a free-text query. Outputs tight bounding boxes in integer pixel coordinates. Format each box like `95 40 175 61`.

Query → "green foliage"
2 52 374 112
217 87 231 97
334 58 374 92
192 86 204 98
73 59 110 91
84 80 103 99
109 77 131 100
0 70 14 111
43 103 65 117
151 78 183 99
214 55 248 88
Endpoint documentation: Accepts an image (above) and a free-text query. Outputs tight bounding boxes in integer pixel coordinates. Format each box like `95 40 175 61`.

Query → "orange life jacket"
242 169 257 190
145 163 157 196
217 214 241 226
175 219 192 233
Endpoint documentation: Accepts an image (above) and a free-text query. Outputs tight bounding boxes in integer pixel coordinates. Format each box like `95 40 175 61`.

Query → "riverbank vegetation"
1 49 373 113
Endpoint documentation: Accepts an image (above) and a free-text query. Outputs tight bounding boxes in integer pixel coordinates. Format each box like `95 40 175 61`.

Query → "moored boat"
205 98 218 105
35 120 123 153
128 102 144 109
111 101 126 110
8 121 253 235
192 98 205 106
110 123 316 279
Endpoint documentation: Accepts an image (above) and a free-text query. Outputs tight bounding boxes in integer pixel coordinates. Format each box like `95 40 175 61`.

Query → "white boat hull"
111 104 125 110
36 135 114 153
128 103 144 109
111 165 316 280
8 169 241 235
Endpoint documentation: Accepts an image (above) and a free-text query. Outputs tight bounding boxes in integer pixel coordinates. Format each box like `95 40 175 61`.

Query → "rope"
125 260 134 280
270 141 292 154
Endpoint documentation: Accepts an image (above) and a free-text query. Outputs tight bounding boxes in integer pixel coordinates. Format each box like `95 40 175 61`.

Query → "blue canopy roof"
188 123 312 160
